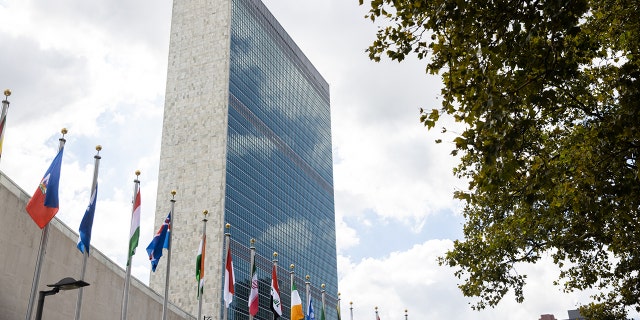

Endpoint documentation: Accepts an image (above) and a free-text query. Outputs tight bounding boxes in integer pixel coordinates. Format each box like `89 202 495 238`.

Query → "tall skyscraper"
150 0 338 319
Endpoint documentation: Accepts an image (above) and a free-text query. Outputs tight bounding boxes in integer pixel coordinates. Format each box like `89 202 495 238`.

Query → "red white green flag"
248 259 259 316
127 187 141 266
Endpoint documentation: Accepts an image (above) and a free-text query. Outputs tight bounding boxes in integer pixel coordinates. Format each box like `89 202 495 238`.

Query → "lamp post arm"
35 288 60 320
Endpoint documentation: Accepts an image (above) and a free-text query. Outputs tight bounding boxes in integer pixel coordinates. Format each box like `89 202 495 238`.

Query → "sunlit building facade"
150 0 338 319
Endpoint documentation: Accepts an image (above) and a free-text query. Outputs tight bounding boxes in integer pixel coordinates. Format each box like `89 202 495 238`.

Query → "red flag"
270 264 282 318
26 147 64 228
223 246 235 307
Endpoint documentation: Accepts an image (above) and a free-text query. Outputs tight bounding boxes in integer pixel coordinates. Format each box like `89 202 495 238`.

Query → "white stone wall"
0 171 193 320
151 0 232 317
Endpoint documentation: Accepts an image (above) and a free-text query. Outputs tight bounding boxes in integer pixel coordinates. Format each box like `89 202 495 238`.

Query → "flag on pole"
320 302 326 320
127 187 141 266
195 233 206 298
77 183 98 254
306 296 315 320
146 212 171 272
223 245 235 307
26 147 64 229
290 282 304 320
248 259 259 316
376 312 381 320
0 108 6 160
336 303 341 320
270 264 282 318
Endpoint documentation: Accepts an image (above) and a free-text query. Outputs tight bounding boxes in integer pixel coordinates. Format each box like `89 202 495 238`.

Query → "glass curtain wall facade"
223 0 338 319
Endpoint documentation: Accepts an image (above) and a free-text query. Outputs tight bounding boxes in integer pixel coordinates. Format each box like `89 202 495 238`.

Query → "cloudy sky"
0 0 610 319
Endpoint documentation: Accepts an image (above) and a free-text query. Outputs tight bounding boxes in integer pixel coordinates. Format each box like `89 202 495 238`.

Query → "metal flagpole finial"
290 264 295 270
170 190 176 200
135 170 141 177
61 127 68 137
305 275 310 281
272 252 278 262
202 209 208 221
321 283 325 290
3 89 10 98
95 145 102 159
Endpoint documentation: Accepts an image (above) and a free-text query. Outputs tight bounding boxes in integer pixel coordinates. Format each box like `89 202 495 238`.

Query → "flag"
306 296 315 320
77 183 98 254
195 233 206 298
223 245 235 307
127 187 141 266
146 212 171 272
248 258 259 316
376 313 381 320
320 302 326 320
0 107 6 160
290 282 304 320
270 264 282 318
336 303 341 320
26 147 64 229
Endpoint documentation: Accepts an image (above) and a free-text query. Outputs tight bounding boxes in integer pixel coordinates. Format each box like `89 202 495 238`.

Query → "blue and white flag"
306 296 315 320
77 183 98 254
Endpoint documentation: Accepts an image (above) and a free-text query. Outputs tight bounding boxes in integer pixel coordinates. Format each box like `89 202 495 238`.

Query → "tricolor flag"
306 296 315 320
290 282 304 320
270 264 282 318
127 187 141 266
223 245 235 307
0 106 6 160
195 234 206 298
248 258 259 316
77 183 98 254
26 147 64 229
146 212 171 272
320 303 326 320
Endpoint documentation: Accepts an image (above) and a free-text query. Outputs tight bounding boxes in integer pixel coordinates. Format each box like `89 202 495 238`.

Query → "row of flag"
220 244 338 320
15 128 342 320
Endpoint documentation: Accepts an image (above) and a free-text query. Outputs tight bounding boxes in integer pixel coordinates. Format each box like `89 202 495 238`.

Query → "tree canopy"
359 0 640 318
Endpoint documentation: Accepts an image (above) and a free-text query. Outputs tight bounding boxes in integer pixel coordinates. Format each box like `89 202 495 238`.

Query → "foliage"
359 0 640 317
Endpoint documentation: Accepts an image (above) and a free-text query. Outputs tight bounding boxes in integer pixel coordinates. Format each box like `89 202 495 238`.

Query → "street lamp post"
35 277 89 320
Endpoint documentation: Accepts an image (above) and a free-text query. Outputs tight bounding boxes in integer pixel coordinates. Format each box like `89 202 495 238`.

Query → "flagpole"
223 223 231 320
121 170 141 320
25 128 66 320
249 239 256 320
305 275 311 320
321 284 326 320
375 306 378 320
349 302 353 320
74 145 102 320
289 264 295 320
0 89 11 163
337 293 341 320
405 308 408 320
162 190 177 320
197 210 208 320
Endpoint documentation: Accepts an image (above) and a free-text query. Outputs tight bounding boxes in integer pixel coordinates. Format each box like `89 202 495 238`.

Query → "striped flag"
270 264 282 318
196 233 206 298
223 246 235 307
248 258 259 316
0 105 6 160
290 281 304 320
127 187 141 265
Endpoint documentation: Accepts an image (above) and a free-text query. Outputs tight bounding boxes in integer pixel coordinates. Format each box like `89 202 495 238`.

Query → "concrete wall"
0 171 194 320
